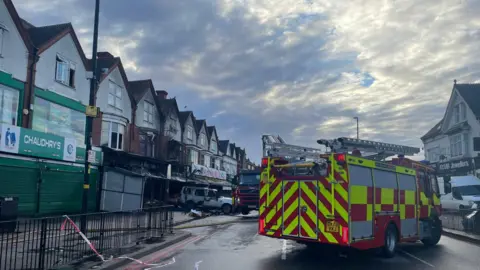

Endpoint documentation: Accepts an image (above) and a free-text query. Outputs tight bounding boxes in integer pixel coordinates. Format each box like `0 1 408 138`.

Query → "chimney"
156 90 168 99
97 52 114 59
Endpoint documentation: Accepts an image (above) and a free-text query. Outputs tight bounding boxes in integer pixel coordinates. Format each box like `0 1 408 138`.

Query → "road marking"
126 235 204 270
194 260 203 270
399 250 435 268
281 240 288 260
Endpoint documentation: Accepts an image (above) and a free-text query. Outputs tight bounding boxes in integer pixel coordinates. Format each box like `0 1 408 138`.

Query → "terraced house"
0 0 101 216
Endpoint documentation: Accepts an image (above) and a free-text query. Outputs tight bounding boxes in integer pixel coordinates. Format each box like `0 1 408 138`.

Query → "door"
281 180 318 239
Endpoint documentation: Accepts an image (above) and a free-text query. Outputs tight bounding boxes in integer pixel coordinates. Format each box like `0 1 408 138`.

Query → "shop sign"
431 157 474 176
0 124 101 165
191 163 227 180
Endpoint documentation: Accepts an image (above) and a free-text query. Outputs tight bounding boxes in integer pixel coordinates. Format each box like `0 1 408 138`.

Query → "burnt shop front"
0 124 102 216
432 157 477 194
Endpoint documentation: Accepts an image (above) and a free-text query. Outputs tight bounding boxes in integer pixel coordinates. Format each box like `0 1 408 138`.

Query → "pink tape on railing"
59 215 176 269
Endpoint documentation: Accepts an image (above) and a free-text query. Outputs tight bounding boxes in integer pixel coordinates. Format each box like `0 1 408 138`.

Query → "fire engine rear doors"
281 180 319 239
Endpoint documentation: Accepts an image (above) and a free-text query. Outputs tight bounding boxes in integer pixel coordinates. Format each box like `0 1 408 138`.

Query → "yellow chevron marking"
266 181 282 223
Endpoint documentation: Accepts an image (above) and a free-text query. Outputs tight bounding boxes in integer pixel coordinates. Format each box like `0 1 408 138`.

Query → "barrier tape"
60 215 175 269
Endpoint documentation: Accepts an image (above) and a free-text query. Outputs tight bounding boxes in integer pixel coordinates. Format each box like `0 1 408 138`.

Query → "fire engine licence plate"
326 221 339 233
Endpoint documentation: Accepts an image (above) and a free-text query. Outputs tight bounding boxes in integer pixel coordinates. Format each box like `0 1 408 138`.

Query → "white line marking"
194 260 203 270
399 250 435 268
281 240 288 260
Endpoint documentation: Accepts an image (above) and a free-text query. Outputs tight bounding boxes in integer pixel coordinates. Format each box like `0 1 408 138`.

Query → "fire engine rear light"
342 227 348 243
259 218 265 234
336 154 346 162
261 158 268 168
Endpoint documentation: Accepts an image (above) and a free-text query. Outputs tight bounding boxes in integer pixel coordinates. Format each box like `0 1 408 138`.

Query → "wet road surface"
121 222 480 270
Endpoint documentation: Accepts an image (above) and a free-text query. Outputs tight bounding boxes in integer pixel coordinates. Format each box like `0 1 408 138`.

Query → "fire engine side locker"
281 180 319 239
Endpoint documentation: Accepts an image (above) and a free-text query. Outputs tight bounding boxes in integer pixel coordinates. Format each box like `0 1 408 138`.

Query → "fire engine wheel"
241 208 250 215
422 218 442 247
382 224 398 258
222 204 232 215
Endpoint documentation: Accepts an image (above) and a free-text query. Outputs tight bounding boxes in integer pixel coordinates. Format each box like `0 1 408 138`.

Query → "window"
108 81 123 113
100 121 125 150
461 103 466 120
32 97 85 145
187 127 193 140
215 159 221 170
194 189 205 197
211 139 217 152
428 173 440 196
204 155 211 167
140 134 155 157
55 55 76 88
143 101 154 125
200 134 205 145
0 23 7 58
450 134 463 157
0 86 19 125
453 104 460 123
189 149 198 164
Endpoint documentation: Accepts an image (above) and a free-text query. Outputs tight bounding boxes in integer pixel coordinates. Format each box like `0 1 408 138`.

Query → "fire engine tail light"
259 218 265 234
342 227 349 244
261 158 268 168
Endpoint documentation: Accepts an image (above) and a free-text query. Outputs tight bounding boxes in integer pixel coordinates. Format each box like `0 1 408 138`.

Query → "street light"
81 0 100 233
353 117 359 139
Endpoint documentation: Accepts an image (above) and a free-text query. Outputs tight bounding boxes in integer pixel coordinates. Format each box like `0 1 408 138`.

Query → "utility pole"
81 0 100 233
353 117 359 139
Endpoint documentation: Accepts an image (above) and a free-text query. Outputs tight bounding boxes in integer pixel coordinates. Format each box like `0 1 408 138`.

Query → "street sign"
86 106 99 117
88 150 96 163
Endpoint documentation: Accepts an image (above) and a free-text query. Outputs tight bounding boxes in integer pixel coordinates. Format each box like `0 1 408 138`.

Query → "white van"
441 175 480 210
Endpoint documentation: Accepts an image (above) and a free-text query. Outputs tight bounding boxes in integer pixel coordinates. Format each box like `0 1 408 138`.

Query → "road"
121 222 480 270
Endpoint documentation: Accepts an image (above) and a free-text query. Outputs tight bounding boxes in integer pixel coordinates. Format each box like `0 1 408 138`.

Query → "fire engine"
258 136 442 257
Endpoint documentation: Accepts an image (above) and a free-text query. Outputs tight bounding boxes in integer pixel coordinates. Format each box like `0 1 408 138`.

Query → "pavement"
118 220 480 270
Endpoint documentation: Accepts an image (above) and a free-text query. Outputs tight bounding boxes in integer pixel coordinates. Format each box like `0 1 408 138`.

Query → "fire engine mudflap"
258 137 443 258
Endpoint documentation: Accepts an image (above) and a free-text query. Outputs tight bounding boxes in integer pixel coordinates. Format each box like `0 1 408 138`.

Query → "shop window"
55 54 76 88
0 86 19 125
100 121 125 150
32 97 85 145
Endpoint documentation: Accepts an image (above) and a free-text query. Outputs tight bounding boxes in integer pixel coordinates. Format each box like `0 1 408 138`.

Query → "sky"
13 0 480 163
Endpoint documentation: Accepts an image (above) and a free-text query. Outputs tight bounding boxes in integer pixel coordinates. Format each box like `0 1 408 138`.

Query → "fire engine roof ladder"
316 137 421 161
262 134 325 165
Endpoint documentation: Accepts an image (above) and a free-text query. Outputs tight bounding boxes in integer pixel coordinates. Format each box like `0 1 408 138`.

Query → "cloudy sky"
13 0 480 163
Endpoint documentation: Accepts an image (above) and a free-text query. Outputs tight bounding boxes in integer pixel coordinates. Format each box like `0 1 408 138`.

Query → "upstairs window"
200 134 205 146
0 23 8 59
211 139 217 152
140 134 154 157
108 81 123 113
450 134 463 157
0 86 19 126
55 54 76 88
143 101 154 125
187 127 193 140
101 121 125 150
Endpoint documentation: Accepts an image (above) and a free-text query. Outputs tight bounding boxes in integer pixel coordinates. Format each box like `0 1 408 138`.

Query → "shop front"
432 157 477 194
0 123 102 216
190 164 231 194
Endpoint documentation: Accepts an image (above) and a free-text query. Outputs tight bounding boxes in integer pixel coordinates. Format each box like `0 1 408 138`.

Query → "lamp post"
353 117 359 139
81 0 100 233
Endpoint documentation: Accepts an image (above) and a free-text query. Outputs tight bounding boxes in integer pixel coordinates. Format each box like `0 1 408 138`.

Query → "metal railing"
441 208 480 234
0 206 174 270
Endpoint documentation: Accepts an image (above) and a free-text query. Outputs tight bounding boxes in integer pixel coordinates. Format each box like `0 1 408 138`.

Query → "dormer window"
55 54 76 88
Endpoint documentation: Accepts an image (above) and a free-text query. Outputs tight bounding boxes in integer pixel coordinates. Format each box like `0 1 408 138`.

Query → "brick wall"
91 111 103 146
